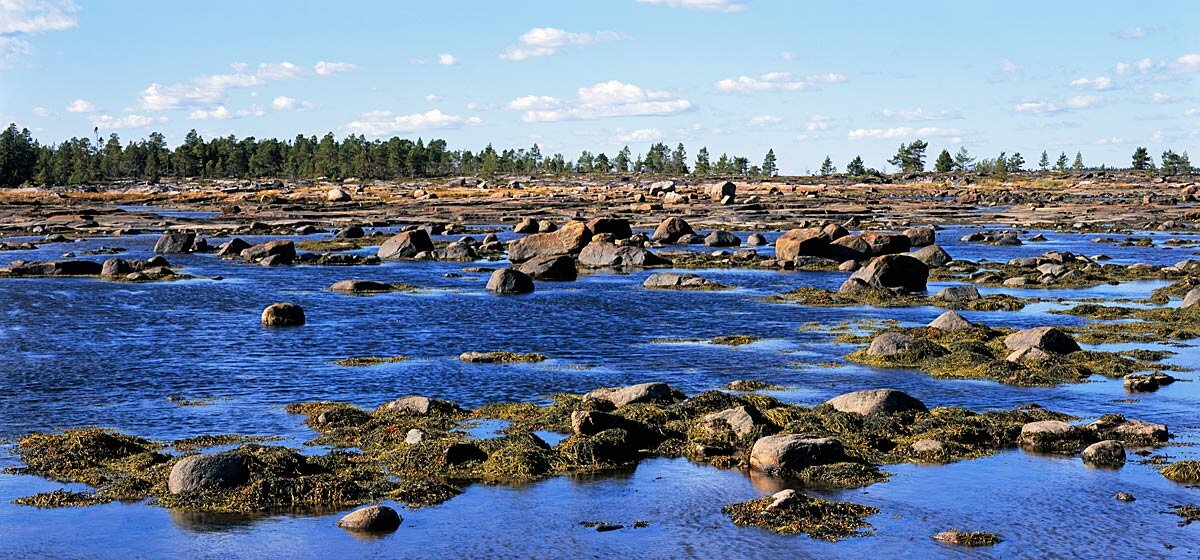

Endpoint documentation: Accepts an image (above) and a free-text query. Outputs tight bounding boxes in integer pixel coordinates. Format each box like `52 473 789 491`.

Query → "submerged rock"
1082 440 1126 467
578 242 669 268
337 505 401 533
486 268 535 294
704 230 741 247
329 279 395 293
517 254 577 281
154 232 196 254
642 272 727 290
377 230 434 259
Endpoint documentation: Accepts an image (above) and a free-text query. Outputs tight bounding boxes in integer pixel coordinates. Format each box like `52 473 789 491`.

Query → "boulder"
937 285 981 302
242 240 296 262
859 232 911 256
517 255 577 281
904 227 936 247
585 218 633 240
642 272 726 290
829 234 871 261
1003 326 1081 355
825 389 927 415
216 238 251 258
513 218 540 234
335 226 364 239
704 181 735 202
775 228 829 262
378 395 459 416
1123 373 1175 392
844 254 928 293
486 268 534 294
330 279 394 293
1082 440 1125 467
578 242 670 268
154 232 196 254
704 230 741 247
1182 287 1200 309
746 233 767 246
261 302 305 326
698 406 766 440
584 382 675 407
929 310 972 331
168 453 249 494
749 435 846 474
651 217 695 243
570 411 660 447
377 230 435 259
1018 420 1084 452
910 244 952 268
507 221 591 262
326 188 351 202
337 505 401 533
101 258 134 277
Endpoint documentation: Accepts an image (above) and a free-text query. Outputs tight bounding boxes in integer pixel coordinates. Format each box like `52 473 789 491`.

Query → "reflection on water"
0 224 1198 558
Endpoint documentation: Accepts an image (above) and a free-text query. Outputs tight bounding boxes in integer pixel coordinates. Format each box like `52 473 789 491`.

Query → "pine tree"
615 146 631 173
1071 151 1084 172
1054 152 1069 171
1131 147 1150 170
1038 150 1050 171
762 149 778 176
934 149 953 173
820 155 836 175
952 147 975 172
1007 152 1025 172
846 155 866 176
694 146 711 176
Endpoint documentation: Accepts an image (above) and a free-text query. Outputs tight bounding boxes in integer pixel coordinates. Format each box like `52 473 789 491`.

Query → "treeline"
816 140 1194 178
0 124 776 187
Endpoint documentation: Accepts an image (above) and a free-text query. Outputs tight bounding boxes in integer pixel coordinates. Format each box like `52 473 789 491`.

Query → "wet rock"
928 310 973 331
867 333 915 357
1114 492 1135 502
1003 326 1081 355
775 227 830 262
154 232 196 254
698 406 768 440
937 285 980 302
100 258 134 277
517 254 577 281
910 244 952 268
578 242 669 268
1124 373 1175 393
1018 420 1084 452
676 233 705 245
335 226 364 239
1082 440 1126 467
904 227 936 247
584 382 675 408
585 217 632 240
432 242 478 262
570 411 660 447
910 439 944 455
168 453 249 494
825 389 927 416
377 230 435 259
766 489 800 510
749 435 846 475
486 268 534 294
642 272 727 290
508 221 591 262
859 232 911 256
704 230 741 247
829 234 872 261
216 238 251 258
651 217 695 243
378 395 461 416
513 218 540 233
242 240 296 263
260 253 292 267
1182 287 1200 309
444 442 488 465
844 254 928 293
337 505 401 533
261 303 305 326
746 233 767 246
330 279 395 293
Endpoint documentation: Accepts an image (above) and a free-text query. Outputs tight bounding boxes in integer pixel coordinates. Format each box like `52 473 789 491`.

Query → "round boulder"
261 302 305 326
486 268 534 294
168 453 249 494
337 505 402 533
825 388 927 416
1082 440 1126 468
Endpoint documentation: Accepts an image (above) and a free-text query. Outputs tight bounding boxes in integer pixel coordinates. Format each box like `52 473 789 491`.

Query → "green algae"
722 493 879 541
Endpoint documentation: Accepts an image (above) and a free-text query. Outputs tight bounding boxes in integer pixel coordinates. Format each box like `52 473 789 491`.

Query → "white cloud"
32 106 50 117
188 106 231 120
1151 92 1172 104
1173 53 1200 73
1117 25 1158 39
879 107 964 121
514 80 692 122
0 0 78 65
636 0 746 12
1117 57 1157 75
806 115 832 131
437 53 457 65
1070 76 1113 90
749 115 782 127
89 113 165 130
847 127 961 140
501 27 624 61
65 98 95 113
314 61 357 75
345 109 482 136
1093 137 1123 145
271 96 296 110
714 71 845 93
613 128 663 142
236 105 265 117
424 94 442 102
999 59 1024 79
780 51 796 61
1186 108 1198 117
1014 95 1100 115
507 95 561 110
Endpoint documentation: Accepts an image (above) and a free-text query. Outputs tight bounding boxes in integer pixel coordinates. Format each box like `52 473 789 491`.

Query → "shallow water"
1 224 1198 558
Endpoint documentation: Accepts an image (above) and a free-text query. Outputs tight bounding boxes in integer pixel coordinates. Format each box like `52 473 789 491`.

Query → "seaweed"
1162 460 1200 484
722 493 879 541
932 529 1002 547
12 489 113 508
333 356 409 367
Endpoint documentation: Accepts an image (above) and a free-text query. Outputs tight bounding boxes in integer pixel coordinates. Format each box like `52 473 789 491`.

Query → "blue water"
0 223 1198 558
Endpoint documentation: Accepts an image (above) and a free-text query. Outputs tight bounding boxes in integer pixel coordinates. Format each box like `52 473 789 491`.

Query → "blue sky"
1 0 1198 173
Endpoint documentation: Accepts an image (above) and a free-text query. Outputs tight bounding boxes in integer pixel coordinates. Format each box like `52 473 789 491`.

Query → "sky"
1 0 1198 174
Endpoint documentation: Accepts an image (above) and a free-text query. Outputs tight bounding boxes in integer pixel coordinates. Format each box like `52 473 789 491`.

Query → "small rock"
337 505 401 533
